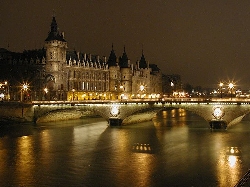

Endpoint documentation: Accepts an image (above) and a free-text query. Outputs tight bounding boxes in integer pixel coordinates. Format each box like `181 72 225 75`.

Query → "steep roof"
139 50 147 69
45 16 66 42
107 44 117 67
119 46 129 68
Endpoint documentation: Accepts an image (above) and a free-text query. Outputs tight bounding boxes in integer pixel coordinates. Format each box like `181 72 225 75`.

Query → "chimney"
77 52 80 60
103 56 107 63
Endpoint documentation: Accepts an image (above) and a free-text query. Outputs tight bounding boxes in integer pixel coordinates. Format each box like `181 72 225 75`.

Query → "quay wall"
0 102 162 124
0 102 34 122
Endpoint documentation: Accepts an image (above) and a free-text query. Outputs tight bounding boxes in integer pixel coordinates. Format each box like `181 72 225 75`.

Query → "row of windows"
68 70 109 80
70 81 109 91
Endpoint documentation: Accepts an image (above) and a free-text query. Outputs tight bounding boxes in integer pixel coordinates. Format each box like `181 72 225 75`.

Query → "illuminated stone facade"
0 16 162 101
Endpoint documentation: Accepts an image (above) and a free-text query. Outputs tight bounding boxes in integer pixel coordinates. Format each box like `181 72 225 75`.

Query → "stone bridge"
1 99 250 128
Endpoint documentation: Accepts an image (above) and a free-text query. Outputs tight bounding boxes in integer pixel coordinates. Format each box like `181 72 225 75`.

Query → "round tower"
107 44 120 99
119 46 132 98
44 16 67 100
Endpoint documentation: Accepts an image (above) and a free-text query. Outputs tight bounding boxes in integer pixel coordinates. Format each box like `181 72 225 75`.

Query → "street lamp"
21 83 28 102
228 83 234 100
219 82 223 98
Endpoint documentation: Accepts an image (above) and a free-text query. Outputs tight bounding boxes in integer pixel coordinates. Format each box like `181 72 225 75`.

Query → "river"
0 108 250 187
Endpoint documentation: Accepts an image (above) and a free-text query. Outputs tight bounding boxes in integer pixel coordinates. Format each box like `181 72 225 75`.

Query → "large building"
0 16 162 101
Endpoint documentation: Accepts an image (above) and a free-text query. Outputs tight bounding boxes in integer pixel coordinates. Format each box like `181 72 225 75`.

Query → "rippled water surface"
1 109 250 187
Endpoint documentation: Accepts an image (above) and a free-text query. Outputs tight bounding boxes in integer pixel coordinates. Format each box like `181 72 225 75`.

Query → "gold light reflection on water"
162 110 167 118
132 143 152 153
171 109 176 117
153 109 189 142
228 155 237 168
130 153 155 187
16 135 34 185
102 125 155 187
41 130 50 149
40 130 51 165
216 146 241 186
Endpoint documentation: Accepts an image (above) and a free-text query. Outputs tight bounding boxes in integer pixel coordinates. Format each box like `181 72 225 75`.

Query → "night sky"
1 0 250 89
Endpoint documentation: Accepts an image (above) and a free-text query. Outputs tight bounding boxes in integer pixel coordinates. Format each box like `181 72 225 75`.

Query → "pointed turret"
45 16 66 42
107 44 117 67
139 49 147 69
119 46 129 68
44 15 67 99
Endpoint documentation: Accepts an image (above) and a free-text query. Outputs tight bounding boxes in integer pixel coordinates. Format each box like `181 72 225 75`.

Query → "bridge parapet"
1 99 250 128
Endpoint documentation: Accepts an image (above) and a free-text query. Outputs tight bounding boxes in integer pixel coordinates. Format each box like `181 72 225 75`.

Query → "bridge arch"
2 100 250 129
165 102 250 128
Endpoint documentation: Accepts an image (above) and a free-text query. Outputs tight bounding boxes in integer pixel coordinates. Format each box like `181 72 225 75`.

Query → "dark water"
1 109 250 187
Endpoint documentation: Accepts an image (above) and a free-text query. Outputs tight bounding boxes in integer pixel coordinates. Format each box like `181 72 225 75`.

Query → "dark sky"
1 0 250 89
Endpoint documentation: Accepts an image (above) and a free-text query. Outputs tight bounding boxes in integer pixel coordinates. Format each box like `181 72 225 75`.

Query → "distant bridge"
1 98 250 128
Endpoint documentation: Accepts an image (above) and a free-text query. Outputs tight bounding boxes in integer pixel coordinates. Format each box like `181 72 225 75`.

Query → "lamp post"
21 83 28 102
219 82 223 98
228 83 234 100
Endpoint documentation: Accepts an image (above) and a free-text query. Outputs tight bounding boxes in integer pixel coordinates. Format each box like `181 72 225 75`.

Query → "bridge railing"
31 99 163 105
14 97 250 105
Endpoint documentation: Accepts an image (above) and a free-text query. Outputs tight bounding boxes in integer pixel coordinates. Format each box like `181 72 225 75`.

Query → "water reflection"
16 136 35 186
212 130 242 187
217 146 242 186
1 110 250 186
132 143 152 153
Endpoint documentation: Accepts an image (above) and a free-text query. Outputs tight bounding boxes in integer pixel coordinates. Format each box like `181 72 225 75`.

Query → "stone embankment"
0 102 33 123
0 102 160 125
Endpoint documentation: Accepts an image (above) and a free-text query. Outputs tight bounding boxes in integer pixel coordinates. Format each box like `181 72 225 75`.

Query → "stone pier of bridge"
1 99 250 128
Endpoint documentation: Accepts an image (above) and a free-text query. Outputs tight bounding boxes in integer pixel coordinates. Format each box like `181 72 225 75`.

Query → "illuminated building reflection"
132 143 153 153
216 146 242 186
16 136 34 186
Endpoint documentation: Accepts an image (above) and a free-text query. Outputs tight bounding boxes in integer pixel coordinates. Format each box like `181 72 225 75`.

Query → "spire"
119 45 129 68
107 44 117 67
139 46 147 69
45 15 66 42
51 16 58 33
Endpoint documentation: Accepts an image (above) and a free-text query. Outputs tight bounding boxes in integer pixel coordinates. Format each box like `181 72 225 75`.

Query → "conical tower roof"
139 49 147 69
45 16 66 42
107 44 117 67
119 46 129 68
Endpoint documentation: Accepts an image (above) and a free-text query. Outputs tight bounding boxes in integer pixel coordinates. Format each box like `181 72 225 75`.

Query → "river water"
0 108 250 187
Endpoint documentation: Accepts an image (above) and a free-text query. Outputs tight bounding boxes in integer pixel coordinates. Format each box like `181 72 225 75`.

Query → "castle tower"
132 50 151 98
107 44 120 99
44 16 67 100
119 46 132 98
139 49 147 69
